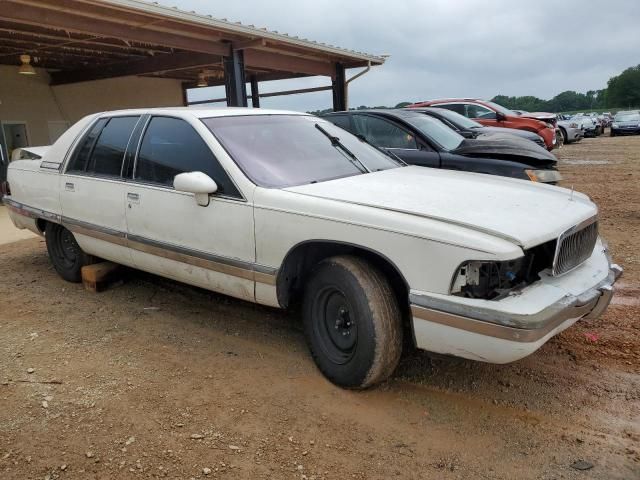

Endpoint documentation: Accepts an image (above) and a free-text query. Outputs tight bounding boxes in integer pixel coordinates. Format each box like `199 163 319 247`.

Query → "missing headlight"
450 258 531 300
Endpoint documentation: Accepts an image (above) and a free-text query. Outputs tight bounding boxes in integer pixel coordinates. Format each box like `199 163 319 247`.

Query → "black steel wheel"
45 223 92 282
303 255 402 389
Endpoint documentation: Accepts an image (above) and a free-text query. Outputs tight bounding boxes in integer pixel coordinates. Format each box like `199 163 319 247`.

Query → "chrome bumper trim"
410 266 622 342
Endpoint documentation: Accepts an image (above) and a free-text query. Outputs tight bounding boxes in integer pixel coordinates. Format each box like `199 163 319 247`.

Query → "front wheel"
45 223 93 282
303 255 403 389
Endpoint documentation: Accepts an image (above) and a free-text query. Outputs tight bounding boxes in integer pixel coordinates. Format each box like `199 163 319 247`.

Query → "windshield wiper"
315 123 370 173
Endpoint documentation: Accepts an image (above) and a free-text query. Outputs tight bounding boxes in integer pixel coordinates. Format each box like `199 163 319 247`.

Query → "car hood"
474 126 540 141
285 166 596 249
614 119 640 126
519 111 556 122
451 138 557 163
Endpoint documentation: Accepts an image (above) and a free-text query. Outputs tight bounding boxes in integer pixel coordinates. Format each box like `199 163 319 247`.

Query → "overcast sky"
177 0 640 111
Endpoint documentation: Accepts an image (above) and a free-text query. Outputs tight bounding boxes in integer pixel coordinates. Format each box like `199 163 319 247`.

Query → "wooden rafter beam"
0 1 231 56
243 49 333 77
50 51 222 85
0 23 174 55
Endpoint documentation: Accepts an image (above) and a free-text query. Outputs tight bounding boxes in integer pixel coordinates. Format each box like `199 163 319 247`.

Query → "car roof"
416 98 486 104
325 109 425 120
93 107 310 119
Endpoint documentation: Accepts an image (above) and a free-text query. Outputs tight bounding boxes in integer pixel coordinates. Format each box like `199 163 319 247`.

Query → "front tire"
560 127 568 145
45 223 92 282
303 255 402 389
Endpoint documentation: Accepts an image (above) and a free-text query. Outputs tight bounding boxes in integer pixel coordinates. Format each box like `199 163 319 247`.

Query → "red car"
407 99 557 150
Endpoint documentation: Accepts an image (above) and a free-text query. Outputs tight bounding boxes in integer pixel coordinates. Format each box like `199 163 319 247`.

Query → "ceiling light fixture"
18 54 36 75
197 71 208 87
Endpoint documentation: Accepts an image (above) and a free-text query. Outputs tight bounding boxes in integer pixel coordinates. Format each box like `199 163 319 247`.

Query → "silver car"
557 118 584 144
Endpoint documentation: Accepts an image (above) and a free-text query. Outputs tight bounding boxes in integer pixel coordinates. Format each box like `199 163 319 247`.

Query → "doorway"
2 122 30 160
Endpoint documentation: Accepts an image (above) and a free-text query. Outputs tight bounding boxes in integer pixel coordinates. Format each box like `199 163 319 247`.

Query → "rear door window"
86 116 140 177
66 116 139 176
352 115 418 149
326 114 354 133
436 103 466 116
66 118 108 173
134 116 240 198
466 104 496 120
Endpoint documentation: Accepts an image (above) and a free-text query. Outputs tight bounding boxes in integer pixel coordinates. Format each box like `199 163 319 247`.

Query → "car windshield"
615 113 640 122
425 108 482 129
203 115 400 188
402 114 465 151
483 101 517 116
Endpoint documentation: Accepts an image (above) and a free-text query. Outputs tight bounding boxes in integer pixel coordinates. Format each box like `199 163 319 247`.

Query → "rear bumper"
409 260 622 364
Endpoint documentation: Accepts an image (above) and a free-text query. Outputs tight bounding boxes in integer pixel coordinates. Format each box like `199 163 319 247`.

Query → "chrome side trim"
3 197 61 223
5 198 277 286
127 234 277 285
62 216 128 247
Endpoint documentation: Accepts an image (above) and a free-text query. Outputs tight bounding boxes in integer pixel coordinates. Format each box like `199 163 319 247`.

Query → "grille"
552 220 598 276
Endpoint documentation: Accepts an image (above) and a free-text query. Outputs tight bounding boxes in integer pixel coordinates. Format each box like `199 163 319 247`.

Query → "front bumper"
612 127 640 135
410 255 622 364
565 127 584 141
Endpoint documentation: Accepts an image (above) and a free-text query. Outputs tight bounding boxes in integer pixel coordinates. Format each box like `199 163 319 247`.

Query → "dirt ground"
1 132 638 480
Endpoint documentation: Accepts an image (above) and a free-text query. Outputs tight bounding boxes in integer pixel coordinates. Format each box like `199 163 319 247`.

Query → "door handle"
65 182 75 192
127 192 140 204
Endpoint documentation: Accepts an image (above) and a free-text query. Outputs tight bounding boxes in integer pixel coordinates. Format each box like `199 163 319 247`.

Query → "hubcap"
313 286 357 364
52 227 79 269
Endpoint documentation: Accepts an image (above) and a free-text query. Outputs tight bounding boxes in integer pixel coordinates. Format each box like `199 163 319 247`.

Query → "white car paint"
4 107 620 366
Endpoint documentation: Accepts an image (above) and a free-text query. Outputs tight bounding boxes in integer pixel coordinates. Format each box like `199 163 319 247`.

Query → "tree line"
309 64 640 114
492 63 640 112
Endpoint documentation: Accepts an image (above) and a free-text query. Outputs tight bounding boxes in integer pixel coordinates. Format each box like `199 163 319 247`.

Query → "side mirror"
496 111 506 121
174 171 218 207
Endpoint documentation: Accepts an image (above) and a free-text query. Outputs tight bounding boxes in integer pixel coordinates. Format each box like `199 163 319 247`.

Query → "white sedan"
3 108 621 388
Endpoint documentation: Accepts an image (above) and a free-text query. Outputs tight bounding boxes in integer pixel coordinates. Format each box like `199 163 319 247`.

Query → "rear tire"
45 223 92 282
302 255 402 389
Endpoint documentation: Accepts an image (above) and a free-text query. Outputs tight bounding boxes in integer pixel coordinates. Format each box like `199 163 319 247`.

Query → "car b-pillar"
224 49 248 107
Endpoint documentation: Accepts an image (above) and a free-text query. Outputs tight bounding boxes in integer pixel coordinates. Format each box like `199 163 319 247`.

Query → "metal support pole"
181 82 190 106
224 49 248 107
250 75 260 108
332 62 346 112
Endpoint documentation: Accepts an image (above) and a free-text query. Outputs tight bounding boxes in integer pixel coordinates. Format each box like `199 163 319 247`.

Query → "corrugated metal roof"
101 0 386 65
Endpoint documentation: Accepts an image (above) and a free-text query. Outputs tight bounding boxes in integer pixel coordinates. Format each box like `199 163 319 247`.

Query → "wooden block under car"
81 262 121 293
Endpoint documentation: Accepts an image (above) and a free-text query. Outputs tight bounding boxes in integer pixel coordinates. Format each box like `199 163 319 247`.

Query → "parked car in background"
3 107 621 388
508 110 564 148
579 113 604 135
556 118 584 144
610 110 640 136
573 115 600 137
323 109 561 183
407 107 547 148
407 99 558 150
